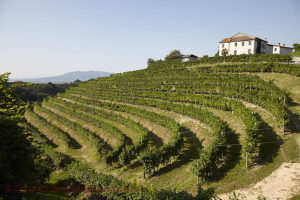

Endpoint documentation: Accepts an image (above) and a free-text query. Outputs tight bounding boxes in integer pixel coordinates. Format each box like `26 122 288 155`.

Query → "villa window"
249 41 251 45
242 42 244 46
235 43 237 47
274 48 277 52
248 49 251 54
234 50 237 55
222 44 224 48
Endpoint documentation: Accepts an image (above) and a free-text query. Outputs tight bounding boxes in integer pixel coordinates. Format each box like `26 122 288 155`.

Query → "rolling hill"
23 54 300 199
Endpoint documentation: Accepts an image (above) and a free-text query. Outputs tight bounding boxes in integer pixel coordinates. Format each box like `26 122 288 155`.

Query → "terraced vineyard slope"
24 55 300 199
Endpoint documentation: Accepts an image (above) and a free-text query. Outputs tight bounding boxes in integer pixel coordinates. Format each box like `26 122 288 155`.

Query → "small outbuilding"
181 54 198 62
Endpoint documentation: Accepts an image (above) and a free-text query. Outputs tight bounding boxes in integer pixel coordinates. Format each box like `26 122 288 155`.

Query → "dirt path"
218 162 300 200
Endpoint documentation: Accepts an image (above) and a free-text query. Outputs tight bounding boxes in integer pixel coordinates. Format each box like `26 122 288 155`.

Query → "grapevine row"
57 93 185 175
33 104 104 160
48 97 150 167
21 122 66 169
25 109 72 148
66 88 261 166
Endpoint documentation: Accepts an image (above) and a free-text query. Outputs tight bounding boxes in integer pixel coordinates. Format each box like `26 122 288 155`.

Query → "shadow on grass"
62 153 76 166
287 95 300 133
209 125 241 182
148 130 164 148
196 186 216 200
67 133 82 149
127 130 161 170
46 138 59 148
288 110 300 133
255 113 281 165
287 95 300 107
152 127 202 177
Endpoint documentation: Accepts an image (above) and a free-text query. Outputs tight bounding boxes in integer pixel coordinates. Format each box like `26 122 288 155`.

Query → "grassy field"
289 194 300 200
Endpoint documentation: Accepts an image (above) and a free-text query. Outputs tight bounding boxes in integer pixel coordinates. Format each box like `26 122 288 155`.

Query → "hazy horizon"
1 0 300 78
10 70 113 79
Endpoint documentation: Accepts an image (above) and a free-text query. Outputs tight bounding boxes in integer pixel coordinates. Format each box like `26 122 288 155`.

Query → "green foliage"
200 53 292 63
67 161 195 199
149 54 293 67
61 87 231 179
196 63 300 77
52 97 150 167
147 58 155 66
289 194 300 200
72 62 293 173
164 49 182 61
0 73 53 199
44 99 128 166
192 151 211 183
21 122 66 169
33 103 104 160
21 56 297 196
0 73 27 121
221 49 228 56
26 109 72 148
13 81 78 102
57 93 185 172
293 43 300 52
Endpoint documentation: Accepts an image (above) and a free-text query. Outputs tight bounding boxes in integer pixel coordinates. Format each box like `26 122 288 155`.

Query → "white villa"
219 33 293 56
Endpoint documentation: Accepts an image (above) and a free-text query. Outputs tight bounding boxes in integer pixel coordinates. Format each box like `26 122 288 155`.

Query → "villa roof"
219 33 266 43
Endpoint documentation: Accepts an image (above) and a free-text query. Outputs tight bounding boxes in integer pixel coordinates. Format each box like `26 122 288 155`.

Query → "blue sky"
0 0 299 78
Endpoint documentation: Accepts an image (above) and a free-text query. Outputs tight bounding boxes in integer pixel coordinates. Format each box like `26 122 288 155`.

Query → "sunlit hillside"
23 54 300 199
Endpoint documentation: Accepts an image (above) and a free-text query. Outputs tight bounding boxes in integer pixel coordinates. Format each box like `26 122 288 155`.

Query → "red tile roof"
220 38 230 43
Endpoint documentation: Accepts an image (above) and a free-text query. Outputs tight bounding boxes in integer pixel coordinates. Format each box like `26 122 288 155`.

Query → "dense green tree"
221 48 228 56
147 58 155 66
164 50 182 61
13 81 78 102
74 79 82 83
293 43 300 52
0 73 52 199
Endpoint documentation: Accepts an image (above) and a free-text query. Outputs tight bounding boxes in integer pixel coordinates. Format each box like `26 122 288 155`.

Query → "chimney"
278 43 281 46
264 37 267 42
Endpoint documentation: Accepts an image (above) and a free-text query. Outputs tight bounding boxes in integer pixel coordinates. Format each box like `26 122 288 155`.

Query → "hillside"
13 82 79 102
12 70 111 83
23 55 300 199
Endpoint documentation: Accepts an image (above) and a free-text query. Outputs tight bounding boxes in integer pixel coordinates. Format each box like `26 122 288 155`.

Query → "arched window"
248 49 251 54
234 50 237 55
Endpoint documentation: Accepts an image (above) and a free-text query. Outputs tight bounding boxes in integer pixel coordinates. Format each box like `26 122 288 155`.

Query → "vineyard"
23 55 300 199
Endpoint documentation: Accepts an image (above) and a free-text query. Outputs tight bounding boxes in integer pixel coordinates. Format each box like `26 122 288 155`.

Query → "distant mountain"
12 71 112 83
